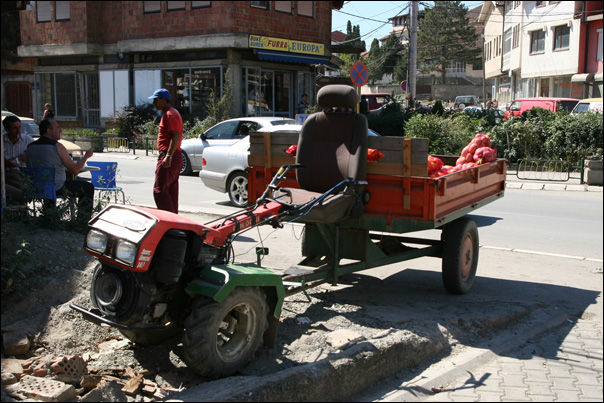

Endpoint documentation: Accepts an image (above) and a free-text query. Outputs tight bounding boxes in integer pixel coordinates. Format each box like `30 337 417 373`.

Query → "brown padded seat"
277 85 368 223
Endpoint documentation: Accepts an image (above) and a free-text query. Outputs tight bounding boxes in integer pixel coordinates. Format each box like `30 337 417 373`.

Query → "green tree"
367 38 385 83
417 1 481 84
393 47 409 83
339 21 366 76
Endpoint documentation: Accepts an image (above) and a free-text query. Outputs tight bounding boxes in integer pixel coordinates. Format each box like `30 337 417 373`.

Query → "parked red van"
504 97 580 119
363 93 396 111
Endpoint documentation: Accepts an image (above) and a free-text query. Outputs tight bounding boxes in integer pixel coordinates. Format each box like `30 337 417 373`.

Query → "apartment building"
482 1 603 107
14 1 337 128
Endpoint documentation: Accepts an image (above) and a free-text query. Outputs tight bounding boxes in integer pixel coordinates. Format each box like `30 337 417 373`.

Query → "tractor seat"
276 85 368 223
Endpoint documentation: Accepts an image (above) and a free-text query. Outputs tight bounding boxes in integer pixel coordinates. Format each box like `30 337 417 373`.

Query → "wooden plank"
403 138 412 177
263 133 272 169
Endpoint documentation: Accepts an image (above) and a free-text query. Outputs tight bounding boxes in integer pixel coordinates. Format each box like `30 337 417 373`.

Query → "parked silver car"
179 116 295 175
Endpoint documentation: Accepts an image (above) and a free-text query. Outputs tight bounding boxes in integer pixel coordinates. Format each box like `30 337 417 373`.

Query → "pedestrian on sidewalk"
148 88 183 214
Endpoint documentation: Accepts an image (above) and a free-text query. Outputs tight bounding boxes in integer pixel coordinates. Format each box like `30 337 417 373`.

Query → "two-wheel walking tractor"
71 85 506 378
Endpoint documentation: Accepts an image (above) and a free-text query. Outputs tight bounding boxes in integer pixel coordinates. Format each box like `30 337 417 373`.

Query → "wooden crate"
248 131 429 178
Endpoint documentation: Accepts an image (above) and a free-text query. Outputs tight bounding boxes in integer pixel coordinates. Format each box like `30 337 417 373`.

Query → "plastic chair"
20 166 57 203
86 161 125 203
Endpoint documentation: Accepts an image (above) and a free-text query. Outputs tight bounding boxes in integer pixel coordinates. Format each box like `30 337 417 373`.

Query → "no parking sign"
401 81 407 91
350 62 368 87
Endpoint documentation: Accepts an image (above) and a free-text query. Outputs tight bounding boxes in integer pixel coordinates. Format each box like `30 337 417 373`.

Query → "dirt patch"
1 219 527 402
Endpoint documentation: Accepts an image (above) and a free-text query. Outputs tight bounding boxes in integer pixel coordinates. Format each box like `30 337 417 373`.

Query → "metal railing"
105 137 131 153
515 159 571 182
145 138 158 156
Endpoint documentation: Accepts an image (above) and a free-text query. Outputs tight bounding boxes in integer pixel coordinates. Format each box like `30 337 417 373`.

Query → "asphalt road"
87 151 603 260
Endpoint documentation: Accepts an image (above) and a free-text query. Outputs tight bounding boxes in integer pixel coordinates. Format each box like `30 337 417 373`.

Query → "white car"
200 125 381 208
179 116 295 175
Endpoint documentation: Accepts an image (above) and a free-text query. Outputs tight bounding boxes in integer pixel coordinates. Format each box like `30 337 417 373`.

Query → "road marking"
480 245 603 263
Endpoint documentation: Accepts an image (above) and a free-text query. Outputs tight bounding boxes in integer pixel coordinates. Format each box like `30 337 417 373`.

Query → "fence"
515 159 572 182
105 137 131 153
104 137 158 155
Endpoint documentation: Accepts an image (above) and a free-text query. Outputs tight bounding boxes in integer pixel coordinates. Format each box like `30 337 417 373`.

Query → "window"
251 1 268 9
56 1 70 21
503 28 512 55
446 61 465 75
275 1 292 14
298 1 314 17
35 72 78 118
554 25 570 50
598 29 603 61
143 1 161 13
513 24 520 49
37 1 51 22
192 1 211 9
530 30 545 54
167 1 186 11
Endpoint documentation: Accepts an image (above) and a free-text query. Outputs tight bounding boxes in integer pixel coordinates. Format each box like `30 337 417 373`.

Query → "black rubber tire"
183 287 268 378
227 170 249 208
441 217 479 294
119 326 182 346
90 263 152 324
180 150 192 176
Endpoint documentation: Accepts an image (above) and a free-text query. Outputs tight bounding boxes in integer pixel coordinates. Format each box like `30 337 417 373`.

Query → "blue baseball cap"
148 88 171 100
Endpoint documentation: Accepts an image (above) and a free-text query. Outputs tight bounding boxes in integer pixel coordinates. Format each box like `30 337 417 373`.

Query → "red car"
504 97 580 119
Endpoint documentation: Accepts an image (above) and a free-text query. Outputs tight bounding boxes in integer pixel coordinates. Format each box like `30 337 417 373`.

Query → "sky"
331 1 486 47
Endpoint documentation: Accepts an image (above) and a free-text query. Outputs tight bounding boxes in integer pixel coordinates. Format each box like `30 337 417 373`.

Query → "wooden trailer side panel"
247 132 506 225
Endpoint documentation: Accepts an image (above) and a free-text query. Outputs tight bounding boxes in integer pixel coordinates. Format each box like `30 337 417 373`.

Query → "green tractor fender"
186 263 286 347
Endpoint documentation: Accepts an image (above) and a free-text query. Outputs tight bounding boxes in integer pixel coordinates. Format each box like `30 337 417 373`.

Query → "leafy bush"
62 128 101 137
183 115 217 139
110 104 159 140
489 110 602 165
431 100 444 116
404 113 478 155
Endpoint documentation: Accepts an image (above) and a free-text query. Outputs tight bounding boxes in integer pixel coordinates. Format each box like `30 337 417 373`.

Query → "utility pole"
408 0 418 103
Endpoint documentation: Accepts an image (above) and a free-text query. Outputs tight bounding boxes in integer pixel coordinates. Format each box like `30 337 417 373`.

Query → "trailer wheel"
442 217 479 294
183 287 268 378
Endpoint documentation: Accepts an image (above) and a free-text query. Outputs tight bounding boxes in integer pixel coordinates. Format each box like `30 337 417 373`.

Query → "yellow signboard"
249 35 324 56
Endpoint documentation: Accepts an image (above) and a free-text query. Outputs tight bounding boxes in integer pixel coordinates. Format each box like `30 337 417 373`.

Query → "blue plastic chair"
20 166 57 203
20 166 74 217
86 161 125 203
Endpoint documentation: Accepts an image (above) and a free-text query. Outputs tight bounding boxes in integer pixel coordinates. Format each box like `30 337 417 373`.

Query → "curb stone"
161 308 538 402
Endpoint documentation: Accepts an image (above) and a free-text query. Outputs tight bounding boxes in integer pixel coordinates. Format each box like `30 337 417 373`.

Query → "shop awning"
571 73 595 83
256 50 330 65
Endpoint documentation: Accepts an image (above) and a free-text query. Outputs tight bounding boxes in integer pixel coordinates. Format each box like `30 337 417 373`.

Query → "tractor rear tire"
183 287 268 378
442 217 479 294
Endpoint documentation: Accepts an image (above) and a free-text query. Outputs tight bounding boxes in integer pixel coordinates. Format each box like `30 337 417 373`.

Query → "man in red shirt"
148 88 183 213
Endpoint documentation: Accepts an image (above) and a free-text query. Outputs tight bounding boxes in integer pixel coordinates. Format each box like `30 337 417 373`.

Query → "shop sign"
249 35 324 56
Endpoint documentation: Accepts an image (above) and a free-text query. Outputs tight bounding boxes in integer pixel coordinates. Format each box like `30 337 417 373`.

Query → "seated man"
3 115 34 203
27 119 95 220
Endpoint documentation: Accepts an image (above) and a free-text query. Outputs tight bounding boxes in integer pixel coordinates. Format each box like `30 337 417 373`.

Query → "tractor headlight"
116 239 137 266
86 229 108 254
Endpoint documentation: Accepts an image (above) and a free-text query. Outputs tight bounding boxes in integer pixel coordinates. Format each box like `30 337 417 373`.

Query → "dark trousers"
57 180 95 220
153 151 183 214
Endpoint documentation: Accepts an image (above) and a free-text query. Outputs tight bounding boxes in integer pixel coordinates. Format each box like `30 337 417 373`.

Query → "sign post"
350 62 368 113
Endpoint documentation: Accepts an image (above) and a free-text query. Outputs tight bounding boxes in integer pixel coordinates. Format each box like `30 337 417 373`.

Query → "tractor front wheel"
183 287 268 378
442 217 479 294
